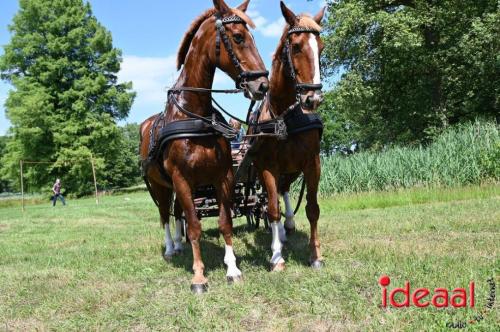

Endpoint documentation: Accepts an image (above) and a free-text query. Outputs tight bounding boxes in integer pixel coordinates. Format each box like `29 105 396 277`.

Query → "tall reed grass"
315 121 499 196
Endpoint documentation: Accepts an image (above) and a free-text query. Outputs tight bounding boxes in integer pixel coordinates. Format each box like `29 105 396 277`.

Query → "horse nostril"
305 96 313 106
259 82 269 93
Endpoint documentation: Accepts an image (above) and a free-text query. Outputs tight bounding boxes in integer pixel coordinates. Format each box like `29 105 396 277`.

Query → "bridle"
164 13 269 138
214 14 269 89
283 25 323 99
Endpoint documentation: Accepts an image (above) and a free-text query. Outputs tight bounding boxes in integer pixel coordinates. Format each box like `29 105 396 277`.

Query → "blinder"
214 14 269 89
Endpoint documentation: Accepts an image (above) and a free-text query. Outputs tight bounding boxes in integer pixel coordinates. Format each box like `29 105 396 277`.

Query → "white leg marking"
309 34 321 84
224 245 242 277
164 223 174 257
283 192 295 230
173 219 183 252
270 222 285 265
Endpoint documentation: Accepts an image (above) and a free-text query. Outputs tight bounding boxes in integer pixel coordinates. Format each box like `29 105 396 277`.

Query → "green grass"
0 185 498 331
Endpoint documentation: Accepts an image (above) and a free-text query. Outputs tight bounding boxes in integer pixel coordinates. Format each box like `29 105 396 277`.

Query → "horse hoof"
284 227 295 235
270 262 286 272
227 275 243 284
163 254 174 262
190 283 208 294
310 260 324 270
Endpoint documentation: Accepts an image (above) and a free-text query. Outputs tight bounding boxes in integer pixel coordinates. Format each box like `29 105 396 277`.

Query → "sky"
0 0 328 135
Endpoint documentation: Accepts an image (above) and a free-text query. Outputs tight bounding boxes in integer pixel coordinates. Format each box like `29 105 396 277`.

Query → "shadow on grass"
161 223 312 275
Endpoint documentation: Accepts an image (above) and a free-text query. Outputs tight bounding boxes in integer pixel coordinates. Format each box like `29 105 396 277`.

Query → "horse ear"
213 0 230 15
314 6 326 25
236 0 250 12
280 1 297 27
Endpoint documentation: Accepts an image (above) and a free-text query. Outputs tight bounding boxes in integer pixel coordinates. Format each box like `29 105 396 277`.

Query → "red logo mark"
379 275 475 308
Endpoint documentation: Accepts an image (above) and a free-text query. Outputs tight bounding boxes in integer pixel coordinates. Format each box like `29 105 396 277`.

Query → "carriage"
191 137 270 229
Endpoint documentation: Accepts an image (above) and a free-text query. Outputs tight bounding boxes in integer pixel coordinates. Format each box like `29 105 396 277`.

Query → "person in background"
229 119 245 150
52 178 66 206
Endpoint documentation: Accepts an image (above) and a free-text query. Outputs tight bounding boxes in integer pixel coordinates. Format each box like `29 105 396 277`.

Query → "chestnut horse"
139 0 268 293
252 2 325 271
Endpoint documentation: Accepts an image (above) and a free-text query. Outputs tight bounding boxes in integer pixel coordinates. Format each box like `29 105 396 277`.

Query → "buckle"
275 119 287 140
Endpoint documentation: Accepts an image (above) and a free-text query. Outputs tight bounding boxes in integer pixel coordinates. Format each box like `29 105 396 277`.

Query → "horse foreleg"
304 155 323 269
216 169 242 283
172 172 208 293
262 169 286 271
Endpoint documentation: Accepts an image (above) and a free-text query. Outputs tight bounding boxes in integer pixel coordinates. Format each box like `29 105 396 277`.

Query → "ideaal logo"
379 275 496 329
378 275 474 308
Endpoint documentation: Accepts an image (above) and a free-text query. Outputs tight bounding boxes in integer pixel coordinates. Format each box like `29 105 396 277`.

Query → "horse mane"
176 8 256 70
272 14 322 63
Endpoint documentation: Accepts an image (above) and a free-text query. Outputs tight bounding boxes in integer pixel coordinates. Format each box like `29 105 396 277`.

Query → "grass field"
0 185 498 331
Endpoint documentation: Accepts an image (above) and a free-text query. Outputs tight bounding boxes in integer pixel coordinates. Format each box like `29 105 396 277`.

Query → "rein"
166 13 268 136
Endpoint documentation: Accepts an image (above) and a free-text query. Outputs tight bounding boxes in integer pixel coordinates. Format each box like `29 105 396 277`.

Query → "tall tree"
321 0 499 147
0 0 136 195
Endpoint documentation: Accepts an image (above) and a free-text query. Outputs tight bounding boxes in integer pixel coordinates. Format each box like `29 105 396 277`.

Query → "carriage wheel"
254 213 260 229
263 212 270 230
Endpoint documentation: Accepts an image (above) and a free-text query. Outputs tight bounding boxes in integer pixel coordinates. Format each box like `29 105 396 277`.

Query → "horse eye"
233 33 244 44
292 43 301 53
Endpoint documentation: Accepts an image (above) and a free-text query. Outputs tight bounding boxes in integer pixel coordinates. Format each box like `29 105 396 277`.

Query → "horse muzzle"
300 90 324 111
240 72 269 101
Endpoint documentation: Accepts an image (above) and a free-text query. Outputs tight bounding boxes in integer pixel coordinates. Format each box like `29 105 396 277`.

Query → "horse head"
177 0 269 100
279 1 325 110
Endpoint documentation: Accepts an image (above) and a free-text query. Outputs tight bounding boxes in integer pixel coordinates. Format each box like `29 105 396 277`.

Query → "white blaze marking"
270 222 285 265
308 34 321 84
224 245 242 277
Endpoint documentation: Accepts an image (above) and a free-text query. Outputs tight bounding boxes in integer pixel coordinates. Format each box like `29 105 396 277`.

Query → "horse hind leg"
280 173 300 236
173 198 184 253
148 181 175 260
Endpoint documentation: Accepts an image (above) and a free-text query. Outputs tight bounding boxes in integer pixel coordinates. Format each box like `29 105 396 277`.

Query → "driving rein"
146 14 269 162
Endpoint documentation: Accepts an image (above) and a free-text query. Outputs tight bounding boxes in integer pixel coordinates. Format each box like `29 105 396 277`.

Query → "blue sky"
0 0 327 135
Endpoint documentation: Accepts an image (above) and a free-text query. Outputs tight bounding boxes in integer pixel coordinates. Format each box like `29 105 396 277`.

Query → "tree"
322 0 499 147
0 0 136 195
0 136 12 192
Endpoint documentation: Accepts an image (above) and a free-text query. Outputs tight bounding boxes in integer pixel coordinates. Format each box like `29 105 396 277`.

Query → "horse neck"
172 51 215 116
268 58 297 116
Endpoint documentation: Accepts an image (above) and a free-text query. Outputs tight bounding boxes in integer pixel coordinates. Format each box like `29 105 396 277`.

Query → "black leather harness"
254 102 323 139
249 23 324 140
142 12 269 194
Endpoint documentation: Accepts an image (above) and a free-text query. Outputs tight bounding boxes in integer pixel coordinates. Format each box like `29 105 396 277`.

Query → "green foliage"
314 121 499 195
0 0 136 195
322 0 499 147
0 136 12 192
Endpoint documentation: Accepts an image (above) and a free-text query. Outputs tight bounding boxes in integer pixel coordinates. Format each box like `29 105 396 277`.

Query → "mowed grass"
0 185 498 331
